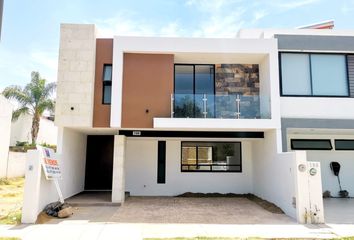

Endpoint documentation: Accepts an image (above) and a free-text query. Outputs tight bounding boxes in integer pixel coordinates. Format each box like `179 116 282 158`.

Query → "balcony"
171 93 265 119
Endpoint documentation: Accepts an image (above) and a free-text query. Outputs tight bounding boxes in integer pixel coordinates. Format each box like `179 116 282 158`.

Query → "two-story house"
50 23 354 222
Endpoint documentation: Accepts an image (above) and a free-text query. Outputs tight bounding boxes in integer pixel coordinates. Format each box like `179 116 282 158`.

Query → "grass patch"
0 179 11 186
0 209 22 225
0 237 22 240
0 193 19 198
145 238 354 240
0 178 24 187
145 238 260 240
0 177 24 225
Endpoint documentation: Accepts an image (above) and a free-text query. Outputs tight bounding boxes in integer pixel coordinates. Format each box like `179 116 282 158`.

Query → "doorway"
85 135 114 190
174 64 215 118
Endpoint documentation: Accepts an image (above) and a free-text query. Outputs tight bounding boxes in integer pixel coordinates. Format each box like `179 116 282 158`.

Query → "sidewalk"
1 222 354 240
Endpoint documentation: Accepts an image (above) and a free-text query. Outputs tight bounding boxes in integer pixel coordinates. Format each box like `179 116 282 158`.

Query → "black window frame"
279 52 350 98
174 64 216 118
334 139 354 150
180 141 242 173
157 141 166 183
290 139 333 150
102 64 112 105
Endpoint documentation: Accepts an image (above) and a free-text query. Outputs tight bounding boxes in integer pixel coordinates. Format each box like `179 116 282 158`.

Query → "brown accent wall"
122 53 174 128
93 39 113 127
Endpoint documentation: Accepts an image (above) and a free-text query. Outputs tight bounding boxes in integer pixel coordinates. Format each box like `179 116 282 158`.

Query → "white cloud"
192 10 246 38
0 47 58 91
160 22 185 37
252 10 268 23
185 0 236 11
186 0 246 37
96 12 156 37
271 0 320 10
95 1 250 39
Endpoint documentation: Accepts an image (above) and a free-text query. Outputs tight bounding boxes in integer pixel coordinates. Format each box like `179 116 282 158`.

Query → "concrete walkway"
1 222 354 239
324 198 354 224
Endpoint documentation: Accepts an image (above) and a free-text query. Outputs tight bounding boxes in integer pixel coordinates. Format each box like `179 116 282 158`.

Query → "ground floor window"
290 139 332 150
335 140 354 150
181 142 241 172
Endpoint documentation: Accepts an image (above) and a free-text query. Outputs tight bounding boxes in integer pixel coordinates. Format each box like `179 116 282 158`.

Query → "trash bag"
43 201 73 218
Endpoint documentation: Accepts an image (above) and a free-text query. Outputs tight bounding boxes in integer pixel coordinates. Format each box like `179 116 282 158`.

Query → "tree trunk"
31 112 40 145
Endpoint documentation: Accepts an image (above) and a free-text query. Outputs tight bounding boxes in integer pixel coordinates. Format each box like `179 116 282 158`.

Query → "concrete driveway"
324 198 354 224
110 196 294 224
2 197 354 239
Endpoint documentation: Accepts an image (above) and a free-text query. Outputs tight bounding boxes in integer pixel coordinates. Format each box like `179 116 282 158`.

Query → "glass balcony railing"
171 94 264 119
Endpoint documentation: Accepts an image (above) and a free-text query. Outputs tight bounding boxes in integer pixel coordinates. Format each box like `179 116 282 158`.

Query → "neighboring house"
0 95 13 177
10 113 57 146
23 23 354 223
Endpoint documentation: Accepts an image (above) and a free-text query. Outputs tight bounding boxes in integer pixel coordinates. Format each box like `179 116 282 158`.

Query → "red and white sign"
38 146 61 180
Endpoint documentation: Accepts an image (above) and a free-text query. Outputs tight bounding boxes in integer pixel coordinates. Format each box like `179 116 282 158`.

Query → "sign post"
37 146 64 203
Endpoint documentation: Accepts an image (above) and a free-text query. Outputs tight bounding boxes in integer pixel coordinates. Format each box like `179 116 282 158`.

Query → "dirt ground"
177 192 284 214
109 196 293 224
0 177 24 225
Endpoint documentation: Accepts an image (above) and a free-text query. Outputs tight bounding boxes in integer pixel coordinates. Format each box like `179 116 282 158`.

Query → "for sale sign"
38 146 61 180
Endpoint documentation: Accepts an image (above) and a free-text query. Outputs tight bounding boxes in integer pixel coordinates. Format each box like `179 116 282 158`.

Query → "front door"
85 135 114 190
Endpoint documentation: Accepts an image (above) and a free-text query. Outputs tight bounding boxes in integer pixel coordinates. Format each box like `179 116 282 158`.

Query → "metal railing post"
202 94 208 118
236 94 240 119
171 94 174 118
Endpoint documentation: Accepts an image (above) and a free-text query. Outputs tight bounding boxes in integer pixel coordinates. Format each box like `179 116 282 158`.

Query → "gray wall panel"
275 35 354 51
348 55 354 97
281 118 354 152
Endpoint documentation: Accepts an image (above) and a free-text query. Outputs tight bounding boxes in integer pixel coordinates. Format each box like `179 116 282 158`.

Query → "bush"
39 142 57 152
15 141 29 147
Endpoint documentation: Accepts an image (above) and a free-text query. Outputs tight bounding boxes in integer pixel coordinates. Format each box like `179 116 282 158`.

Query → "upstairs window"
102 64 112 104
280 53 348 97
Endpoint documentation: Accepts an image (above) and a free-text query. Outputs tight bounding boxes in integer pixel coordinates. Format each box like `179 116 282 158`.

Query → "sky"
1 0 354 91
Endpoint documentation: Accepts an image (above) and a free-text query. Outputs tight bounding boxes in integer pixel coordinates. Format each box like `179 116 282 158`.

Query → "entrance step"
65 191 120 207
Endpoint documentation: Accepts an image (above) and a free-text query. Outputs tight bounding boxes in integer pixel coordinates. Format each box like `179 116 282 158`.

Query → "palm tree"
2 71 56 145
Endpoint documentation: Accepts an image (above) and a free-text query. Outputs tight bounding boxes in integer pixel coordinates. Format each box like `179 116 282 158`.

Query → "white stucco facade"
0 95 13 178
111 36 281 129
281 97 354 119
287 132 354 198
10 113 57 146
125 138 254 196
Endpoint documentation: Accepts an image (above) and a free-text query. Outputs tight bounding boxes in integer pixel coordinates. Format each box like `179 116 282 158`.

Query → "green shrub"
40 142 57 152
15 141 29 147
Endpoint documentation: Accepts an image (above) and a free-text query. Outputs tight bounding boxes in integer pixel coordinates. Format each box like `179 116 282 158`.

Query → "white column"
112 135 126 203
294 151 310 224
22 150 42 223
307 161 325 223
294 151 324 224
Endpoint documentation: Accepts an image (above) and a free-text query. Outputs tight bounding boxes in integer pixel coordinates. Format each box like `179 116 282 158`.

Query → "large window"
174 64 215 118
181 142 241 172
280 53 348 97
102 64 112 104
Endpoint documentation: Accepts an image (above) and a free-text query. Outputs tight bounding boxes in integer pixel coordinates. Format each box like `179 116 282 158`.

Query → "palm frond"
12 107 29 121
2 86 33 106
36 99 55 115
42 82 56 99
